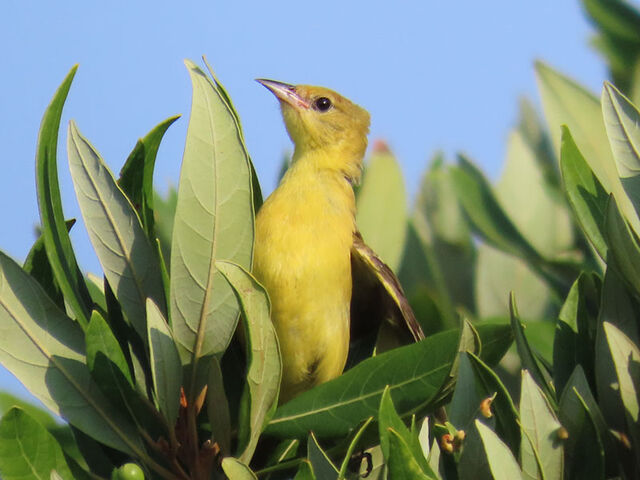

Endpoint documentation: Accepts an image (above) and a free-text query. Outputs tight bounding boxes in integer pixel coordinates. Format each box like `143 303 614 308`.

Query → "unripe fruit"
112 463 145 480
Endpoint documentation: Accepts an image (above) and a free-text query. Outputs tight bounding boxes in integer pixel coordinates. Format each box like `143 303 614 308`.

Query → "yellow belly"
253 172 355 402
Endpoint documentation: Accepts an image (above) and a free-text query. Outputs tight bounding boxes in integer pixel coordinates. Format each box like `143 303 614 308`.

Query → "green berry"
114 463 145 480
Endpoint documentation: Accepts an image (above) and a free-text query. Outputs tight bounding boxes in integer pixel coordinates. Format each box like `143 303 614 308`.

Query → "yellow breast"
253 160 355 402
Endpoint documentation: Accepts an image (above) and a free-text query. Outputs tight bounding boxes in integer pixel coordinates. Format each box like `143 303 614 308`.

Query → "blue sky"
0 1 608 405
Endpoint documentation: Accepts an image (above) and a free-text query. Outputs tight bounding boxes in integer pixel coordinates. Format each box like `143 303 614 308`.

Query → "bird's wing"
350 231 424 359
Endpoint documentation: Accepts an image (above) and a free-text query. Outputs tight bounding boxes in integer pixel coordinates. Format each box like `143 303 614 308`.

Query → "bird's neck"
291 140 365 184
278 149 358 218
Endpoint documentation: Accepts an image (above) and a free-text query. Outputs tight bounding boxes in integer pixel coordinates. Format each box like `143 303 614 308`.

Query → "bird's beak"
256 79 310 109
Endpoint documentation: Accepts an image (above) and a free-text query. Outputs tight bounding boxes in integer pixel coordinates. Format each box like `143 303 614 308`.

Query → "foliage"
1 2 640 478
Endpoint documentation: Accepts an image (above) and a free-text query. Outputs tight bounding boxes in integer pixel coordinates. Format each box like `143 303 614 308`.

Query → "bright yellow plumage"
254 80 370 402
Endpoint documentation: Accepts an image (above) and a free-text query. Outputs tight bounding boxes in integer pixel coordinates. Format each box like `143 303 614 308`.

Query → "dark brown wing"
349 231 424 362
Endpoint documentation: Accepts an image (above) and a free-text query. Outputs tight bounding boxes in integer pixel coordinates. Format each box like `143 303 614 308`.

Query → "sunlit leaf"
604 322 640 425
170 60 254 398
560 126 609 261
378 387 434 477
35 65 92 328
386 429 434 480
604 195 640 296
0 408 73 480
67 121 166 339
267 328 459 439
222 457 257 480
119 115 180 240
497 131 573 258
519 371 564 480
475 243 552 320
0 250 143 455
475 420 523 480
268 323 509 439
536 61 640 235
602 83 640 230
216 261 280 464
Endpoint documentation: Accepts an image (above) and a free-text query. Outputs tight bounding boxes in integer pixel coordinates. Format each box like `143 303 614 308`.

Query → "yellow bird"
254 79 422 403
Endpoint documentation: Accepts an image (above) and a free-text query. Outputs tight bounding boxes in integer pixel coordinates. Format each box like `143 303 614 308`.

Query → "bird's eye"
313 97 332 112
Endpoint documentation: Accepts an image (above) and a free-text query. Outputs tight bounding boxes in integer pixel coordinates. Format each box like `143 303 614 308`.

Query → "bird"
254 79 423 403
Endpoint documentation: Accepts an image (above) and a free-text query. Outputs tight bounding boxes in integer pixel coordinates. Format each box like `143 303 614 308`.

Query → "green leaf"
154 186 177 263
475 420 523 480
604 322 640 424
221 457 258 480
293 460 316 480
603 195 640 296
171 60 254 397
497 131 573 258
517 97 558 181
266 328 459 439
216 261 280 464
0 408 73 480
451 156 570 295
35 65 92 328
207 356 231 456
386 429 434 480
356 146 408 271
86 310 133 386
602 82 640 225
146 298 181 427
407 155 474 317
85 310 145 426
475 321 515 367
118 115 180 240
85 273 107 316
307 432 338 480
595 321 628 435
536 61 640 235
510 294 555 405
583 0 640 45
414 153 471 246
560 126 609 260
449 354 486 431
553 272 601 397
458 421 493 480
451 156 541 262
337 416 373 479
519 370 564 480
378 387 434 477
67 121 166 339
451 353 498 480
475 243 552 320
0 393 58 430
397 222 456 333
23 220 76 311
0 250 143 455
202 57 263 211
559 366 606 480
600 267 640 343
0 398 89 474
467 353 520 457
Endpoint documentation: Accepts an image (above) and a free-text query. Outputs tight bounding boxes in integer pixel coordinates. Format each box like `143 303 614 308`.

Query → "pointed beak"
256 78 310 109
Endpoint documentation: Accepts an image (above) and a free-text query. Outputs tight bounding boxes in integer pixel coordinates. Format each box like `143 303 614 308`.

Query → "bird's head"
257 79 370 179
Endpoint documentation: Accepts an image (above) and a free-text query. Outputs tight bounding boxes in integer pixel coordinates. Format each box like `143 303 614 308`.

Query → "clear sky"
0 1 609 406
